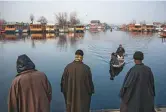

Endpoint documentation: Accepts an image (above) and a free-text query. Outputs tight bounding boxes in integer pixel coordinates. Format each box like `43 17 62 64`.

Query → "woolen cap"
75 49 84 56
133 51 144 60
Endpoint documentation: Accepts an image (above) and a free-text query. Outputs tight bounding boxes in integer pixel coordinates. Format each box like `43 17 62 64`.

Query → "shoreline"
91 106 166 112
91 107 166 112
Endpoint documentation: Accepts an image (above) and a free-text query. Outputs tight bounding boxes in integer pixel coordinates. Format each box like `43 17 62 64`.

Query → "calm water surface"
0 31 166 112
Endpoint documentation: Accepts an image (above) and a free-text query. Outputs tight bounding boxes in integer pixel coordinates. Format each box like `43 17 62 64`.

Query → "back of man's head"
133 51 144 64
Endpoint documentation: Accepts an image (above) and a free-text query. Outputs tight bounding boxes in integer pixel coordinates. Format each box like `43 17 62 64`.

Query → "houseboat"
89 20 100 30
160 32 166 38
46 24 55 33
153 22 163 32
5 24 16 33
68 26 75 32
160 27 166 38
128 24 135 32
0 25 5 33
142 24 154 32
75 25 85 33
97 23 106 31
30 24 45 33
58 26 69 33
132 24 142 32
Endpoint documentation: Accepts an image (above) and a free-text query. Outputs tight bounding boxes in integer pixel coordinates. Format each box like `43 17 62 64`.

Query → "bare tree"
55 12 68 27
37 16 47 25
70 11 80 25
30 14 34 24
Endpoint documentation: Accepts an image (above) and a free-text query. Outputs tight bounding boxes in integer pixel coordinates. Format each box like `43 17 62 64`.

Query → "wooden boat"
112 59 125 68
110 54 125 68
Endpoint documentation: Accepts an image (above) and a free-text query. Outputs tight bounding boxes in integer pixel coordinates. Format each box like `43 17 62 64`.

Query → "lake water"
0 31 166 112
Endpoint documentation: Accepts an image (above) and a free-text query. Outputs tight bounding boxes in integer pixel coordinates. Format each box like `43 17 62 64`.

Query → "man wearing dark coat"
61 49 94 112
8 54 52 112
116 44 125 57
120 51 156 112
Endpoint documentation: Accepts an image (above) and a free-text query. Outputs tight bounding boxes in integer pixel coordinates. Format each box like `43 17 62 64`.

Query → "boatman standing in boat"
116 44 125 58
61 49 94 112
119 51 156 112
8 54 52 112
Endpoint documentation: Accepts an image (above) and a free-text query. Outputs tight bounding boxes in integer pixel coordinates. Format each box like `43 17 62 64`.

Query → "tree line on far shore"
30 11 80 26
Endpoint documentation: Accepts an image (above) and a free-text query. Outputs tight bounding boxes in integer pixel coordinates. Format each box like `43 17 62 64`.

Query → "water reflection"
68 33 84 49
1 34 19 41
57 33 68 52
109 63 125 80
0 31 166 111
89 31 101 40
46 33 56 39
128 32 154 37
31 33 46 39
162 38 166 43
30 33 48 48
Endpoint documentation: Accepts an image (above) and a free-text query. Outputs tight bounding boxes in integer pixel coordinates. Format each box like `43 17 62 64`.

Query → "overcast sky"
0 1 166 24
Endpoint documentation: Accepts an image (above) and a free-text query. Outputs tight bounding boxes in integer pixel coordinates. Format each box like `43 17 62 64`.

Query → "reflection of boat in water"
74 33 84 38
31 33 46 39
3 34 17 40
68 33 75 38
129 32 153 37
46 33 55 38
89 29 99 33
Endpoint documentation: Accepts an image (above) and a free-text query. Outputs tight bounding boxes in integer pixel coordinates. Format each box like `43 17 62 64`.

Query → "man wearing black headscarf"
120 51 156 112
61 49 94 112
8 54 52 112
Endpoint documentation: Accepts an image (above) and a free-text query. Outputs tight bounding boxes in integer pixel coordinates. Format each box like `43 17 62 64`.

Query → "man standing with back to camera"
61 49 94 112
120 51 156 112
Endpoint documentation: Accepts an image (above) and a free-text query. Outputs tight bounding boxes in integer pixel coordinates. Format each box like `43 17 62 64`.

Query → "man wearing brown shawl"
61 49 94 112
8 54 52 112
120 51 156 112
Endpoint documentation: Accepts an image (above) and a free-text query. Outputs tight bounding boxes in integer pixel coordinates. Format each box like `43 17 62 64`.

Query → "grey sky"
0 1 166 24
